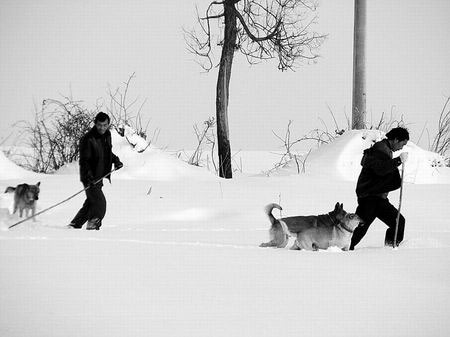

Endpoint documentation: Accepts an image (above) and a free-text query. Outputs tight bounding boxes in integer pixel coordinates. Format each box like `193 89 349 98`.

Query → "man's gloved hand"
399 152 409 163
114 161 124 170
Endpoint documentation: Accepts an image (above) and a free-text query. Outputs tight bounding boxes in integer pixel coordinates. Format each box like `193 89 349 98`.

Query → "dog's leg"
312 243 319 251
289 240 301 250
32 206 36 222
276 235 289 248
260 240 277 247
341 245 350 251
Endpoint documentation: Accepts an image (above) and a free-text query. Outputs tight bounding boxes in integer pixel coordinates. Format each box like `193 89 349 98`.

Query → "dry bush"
178 117 217 170
267 108 410 175
430 97 450 160
265 120 317 175
11 74 156 173
189 117 217 168
178 117 244 175
14 97 98 173
106 72 157 146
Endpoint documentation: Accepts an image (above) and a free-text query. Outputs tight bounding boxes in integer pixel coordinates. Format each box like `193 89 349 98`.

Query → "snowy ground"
1 130 449 337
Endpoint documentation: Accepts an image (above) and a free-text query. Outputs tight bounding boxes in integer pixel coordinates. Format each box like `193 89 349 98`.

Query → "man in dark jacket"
68 112 123 230
350 127 409 249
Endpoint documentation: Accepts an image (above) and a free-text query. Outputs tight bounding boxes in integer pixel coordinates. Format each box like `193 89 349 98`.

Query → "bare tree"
185 0 326 178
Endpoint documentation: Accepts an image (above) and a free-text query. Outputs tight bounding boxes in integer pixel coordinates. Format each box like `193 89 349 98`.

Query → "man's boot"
86 218 101 230
66 223 82 229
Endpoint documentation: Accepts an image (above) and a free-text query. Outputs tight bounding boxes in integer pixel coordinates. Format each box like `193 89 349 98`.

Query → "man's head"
94 112 110 135
386 127 409 151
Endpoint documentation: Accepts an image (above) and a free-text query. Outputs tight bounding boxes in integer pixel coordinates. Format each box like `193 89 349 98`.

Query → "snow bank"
0 207 12 230
6 127 449 185
270 130 450 184
1 128 450 337
0 151 33 180
111 129 218 181
56 128 217 182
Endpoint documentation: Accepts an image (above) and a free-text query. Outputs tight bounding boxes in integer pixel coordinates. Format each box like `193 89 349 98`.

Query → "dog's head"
331 202 346 221
341 212 363 231
25 182 41 202
331 202 364 230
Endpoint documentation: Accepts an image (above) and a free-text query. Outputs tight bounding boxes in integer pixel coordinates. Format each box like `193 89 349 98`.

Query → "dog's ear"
340 203 344 210
36 182 41 187
334 202 340 210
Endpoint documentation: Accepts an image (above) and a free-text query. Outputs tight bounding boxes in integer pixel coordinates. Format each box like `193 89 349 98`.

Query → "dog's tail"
264 203 282 226
264 203 290 247
4 186 16 193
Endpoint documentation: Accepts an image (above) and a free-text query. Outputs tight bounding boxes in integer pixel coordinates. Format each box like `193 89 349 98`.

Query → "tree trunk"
352 0 366 129
216 1 237 179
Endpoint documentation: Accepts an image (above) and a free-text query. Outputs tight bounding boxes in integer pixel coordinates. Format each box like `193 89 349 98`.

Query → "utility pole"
352 0 366 129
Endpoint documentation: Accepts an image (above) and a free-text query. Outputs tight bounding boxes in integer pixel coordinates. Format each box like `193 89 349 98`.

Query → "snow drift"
270 129 450 184
1 129 449 337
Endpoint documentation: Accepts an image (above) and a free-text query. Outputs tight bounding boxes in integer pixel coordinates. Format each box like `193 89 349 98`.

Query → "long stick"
8 168 116 229
393 163 405 248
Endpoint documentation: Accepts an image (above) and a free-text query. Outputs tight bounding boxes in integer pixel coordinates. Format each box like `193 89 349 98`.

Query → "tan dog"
260 203 362 251
4 182 41 221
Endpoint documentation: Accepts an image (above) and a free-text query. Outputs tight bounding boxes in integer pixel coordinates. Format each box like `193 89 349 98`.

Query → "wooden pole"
393 163 405 248
352 0 367 129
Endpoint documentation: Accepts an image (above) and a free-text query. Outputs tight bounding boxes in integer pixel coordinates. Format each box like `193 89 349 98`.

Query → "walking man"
350 127 409 249
68 112 123 230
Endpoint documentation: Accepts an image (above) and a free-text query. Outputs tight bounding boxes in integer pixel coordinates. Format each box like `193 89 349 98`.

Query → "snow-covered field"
1 130 449 337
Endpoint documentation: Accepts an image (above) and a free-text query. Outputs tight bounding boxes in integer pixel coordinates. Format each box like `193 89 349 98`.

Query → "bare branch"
431 96 450 157
233 6 282 42
186 0 325 72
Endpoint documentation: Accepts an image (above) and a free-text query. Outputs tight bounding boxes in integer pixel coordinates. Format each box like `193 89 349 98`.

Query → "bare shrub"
266 120 318 175
0 132 13 147
106 73 158 147
328 104 408 136
267 109 408 175
189 117 217 168
8 74 156 173
177 117 219 172
15 97 98 173
430 97 450 159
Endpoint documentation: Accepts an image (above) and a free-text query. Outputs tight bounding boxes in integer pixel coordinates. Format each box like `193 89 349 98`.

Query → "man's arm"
79 136 94 182
361 150 402 176
112 152 123 170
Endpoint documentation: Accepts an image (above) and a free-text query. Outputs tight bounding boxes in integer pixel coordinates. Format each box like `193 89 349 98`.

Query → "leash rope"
7 168 117 229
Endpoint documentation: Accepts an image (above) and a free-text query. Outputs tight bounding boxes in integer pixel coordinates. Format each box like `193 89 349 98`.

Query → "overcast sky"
1 0 449 150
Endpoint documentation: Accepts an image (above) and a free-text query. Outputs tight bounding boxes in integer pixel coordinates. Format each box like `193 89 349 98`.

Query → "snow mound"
54 128 218 181
54 161 78 175
0 207 12 231
111 130 218 181
270 130 450 184
0 150 34 180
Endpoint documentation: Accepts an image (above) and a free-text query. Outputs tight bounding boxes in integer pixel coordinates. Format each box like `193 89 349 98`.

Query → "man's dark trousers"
70 183 106 228
350 196 405 249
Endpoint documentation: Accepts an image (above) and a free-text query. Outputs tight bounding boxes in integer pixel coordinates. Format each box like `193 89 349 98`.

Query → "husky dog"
4 182 41 220
260 203 363 251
